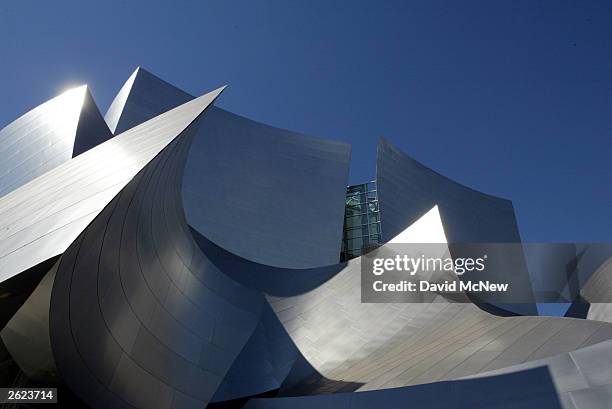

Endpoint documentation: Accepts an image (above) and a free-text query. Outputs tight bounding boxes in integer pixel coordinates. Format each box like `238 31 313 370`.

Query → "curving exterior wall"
377 137 521 244
376 138 535 315
192 205 612 406
0 85 112 198
244 344 612 409
0 87 224 285
573 254 612 322
209 303 301 403
244 367 567 409
456 335 612 409
104 67 350 269
182 106 350 269
251 209 612 394
50 120 263 409
104 68 192 135
0 259 59 381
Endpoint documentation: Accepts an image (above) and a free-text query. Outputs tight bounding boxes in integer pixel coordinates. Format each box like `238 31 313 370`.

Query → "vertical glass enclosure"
341 181 382 261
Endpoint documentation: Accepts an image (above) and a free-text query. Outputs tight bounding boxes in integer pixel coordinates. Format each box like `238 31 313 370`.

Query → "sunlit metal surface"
0 87 224 285
251 208 612 395
185 205 612 407
0 85 112 198
245 347 612 408
104 68 350 269
104 67 192 135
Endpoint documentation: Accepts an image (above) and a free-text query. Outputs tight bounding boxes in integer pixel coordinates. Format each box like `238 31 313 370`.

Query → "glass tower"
340 181 382 261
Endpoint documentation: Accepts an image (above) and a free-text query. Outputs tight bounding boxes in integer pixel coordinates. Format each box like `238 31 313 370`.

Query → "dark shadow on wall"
0 337 89 409
206 375 364 409
0 256 59 331
243 366 564 409
205 389 279 409
565 296 591 318
189 227 346 297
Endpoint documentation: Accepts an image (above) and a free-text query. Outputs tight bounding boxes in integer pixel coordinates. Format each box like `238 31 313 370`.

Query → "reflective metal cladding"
0 85 112 198
104 67 351 269
0 68 610 409
0 87 225 284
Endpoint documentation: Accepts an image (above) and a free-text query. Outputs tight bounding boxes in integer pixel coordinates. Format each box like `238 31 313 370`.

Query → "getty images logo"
371 254 488 276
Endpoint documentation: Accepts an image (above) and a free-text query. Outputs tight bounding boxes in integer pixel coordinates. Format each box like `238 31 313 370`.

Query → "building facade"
0 68 611 409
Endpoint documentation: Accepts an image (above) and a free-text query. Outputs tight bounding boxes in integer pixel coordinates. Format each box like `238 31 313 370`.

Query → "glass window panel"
346 250 360 259
347 184 366 195
345 229 363 239
345 195 361 206
344 215 355 228
346 237 363 249
345 205 361 216
344 215 366 228
342 181 382 261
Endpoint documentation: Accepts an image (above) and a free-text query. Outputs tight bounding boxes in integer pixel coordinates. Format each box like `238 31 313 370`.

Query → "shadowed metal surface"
0 87 224 285
455 336 612 409
575 255 612 323
0 85 112 198
183 106 350 269
244 367 566 409
0 258 59 381
105 68 350 269
210 303 301 403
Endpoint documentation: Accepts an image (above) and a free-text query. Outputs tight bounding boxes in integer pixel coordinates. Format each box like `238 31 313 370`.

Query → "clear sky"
0 0 610 243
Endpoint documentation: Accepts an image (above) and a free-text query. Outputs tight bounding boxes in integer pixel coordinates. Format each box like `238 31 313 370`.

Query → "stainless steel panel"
105 68 350 269
0 86 112 199
0 87 224 285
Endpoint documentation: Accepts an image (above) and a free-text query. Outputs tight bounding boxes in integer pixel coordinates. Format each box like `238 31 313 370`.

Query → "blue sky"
0 0 610 243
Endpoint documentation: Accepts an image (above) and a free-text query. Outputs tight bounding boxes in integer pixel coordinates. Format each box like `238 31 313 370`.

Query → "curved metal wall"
104 68 192 135
193 207 612 401
575 255 612 322
0 259 59 381
376 138 535 315
0 88 223 286
377 137 521 244
244 367 566 409
49 121 263 409
210 303 301 403
0 85 112 199
183 106 350 269
104 67 351 269
263 260 612 394
244 336 612 409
